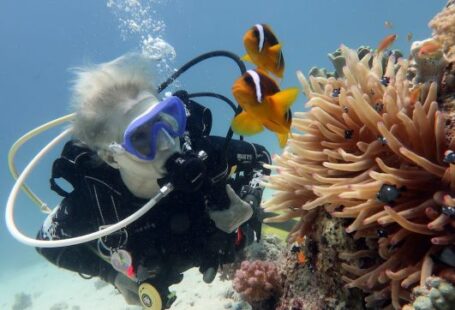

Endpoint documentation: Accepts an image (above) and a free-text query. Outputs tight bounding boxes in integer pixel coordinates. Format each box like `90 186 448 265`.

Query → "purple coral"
233 260 282 303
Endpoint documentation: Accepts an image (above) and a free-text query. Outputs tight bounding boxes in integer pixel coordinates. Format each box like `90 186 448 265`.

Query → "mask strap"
109 143 126 156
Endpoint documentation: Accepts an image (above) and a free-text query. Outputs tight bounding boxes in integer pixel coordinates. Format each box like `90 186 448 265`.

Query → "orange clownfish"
242 24 285 78
231 69 299 147
377 34 397 53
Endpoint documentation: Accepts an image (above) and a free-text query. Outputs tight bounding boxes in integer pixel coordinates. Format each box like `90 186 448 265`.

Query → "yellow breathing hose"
8 113 75 214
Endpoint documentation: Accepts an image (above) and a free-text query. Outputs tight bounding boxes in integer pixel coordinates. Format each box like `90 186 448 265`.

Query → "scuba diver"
23 52 272 309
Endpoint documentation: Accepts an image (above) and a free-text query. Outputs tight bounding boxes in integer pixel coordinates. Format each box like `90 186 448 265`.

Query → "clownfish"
377 34 397 53
231 69 299 147
242 24 285 78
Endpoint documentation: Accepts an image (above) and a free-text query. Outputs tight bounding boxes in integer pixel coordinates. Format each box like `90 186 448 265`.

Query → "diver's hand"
208 184 253 233
114 272 141 306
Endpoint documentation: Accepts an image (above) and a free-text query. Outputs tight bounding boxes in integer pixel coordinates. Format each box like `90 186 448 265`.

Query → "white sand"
0 261 249 310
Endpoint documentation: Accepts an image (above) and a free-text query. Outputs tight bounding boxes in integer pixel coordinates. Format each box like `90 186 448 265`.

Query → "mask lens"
123 96 186 160
130 123 153 157
160 113 179 132
130 116 176 158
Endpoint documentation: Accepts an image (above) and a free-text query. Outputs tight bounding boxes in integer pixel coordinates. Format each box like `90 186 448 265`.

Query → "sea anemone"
262 45 455 308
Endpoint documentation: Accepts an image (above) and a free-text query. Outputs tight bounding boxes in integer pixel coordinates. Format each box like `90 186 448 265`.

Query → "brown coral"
233 260 282 304
262 45 455 309
429 2 455 62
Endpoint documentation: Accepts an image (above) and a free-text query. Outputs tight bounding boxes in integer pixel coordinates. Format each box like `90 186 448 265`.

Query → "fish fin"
231 111 264 135
241 54 253 63
275 52 285 78
276 132 289 148
269 87 299 116
268 43 282 53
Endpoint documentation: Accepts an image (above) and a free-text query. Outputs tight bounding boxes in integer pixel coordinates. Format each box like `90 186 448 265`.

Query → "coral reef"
262 41 455 309
408 38 447 83
275 297 305 310
429 1 455 62
242 234 284 262
328 46 372 78
276 211 365 310
220 234 285 281
233 260 282 307
403 277 455 310
313 46 403 79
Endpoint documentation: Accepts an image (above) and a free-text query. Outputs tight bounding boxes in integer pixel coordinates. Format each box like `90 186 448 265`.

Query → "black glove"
158 152 207 192
240 185 265 242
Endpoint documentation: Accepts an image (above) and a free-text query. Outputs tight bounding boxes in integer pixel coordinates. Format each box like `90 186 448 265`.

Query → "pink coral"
233 260 282 303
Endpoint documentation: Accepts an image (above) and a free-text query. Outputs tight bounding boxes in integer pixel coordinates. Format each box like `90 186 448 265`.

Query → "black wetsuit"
36 99 271 306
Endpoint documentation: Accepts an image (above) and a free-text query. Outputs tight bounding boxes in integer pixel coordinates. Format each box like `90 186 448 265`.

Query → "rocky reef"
259 1 455 309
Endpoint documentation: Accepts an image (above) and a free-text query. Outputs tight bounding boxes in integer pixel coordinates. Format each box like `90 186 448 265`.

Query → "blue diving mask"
121 96 187 160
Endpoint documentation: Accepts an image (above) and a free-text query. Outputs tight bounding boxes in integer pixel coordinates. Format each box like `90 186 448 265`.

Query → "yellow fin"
269 87 299 116
231 111 264 135
276 132 289 148
268 43 282 53
241 54 253 63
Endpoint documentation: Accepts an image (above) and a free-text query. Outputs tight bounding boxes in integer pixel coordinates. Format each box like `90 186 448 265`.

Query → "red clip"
126 265 135 278
235 227 244 247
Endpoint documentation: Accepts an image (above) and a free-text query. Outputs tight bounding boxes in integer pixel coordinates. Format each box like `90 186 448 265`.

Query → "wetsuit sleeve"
35 193 117 284
219 136 272 241
205 136 272 186
204 135 271 205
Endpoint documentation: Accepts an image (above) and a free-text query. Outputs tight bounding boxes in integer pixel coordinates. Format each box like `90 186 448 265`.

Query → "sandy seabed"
0 261 247 310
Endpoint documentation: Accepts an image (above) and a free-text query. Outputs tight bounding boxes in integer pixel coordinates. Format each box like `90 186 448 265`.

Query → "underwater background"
0 0 448 309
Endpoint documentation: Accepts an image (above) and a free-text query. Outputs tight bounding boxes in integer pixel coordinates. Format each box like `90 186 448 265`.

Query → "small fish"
407 32 413 42
297 251 306 264
377 34 397 53
292 236 306 264
242 24 285 78
384 20 393 29
231 69 299 147
419 40 442 58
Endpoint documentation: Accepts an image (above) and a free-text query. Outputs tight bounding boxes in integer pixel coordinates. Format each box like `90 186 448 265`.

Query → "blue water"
0 0 446 305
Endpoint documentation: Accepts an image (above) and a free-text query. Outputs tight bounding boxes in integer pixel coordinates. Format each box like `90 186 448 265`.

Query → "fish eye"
244 74 255 87
252 28 259 39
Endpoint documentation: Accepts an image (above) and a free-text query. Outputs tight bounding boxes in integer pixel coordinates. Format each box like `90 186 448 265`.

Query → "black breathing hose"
188 92 237 113
157 50 246 151
157 50 246 93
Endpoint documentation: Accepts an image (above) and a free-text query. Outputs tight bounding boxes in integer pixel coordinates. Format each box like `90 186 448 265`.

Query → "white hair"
70 53 159 150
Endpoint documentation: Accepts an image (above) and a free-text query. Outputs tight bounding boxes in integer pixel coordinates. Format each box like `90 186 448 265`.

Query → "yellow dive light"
138 283 162 310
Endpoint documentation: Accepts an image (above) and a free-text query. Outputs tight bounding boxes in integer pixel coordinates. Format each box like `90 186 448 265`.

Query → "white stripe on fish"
247 69 262 103
255 24 265 52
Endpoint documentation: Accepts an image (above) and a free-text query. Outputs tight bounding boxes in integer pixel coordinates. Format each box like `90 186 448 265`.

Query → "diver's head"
70 54 184 198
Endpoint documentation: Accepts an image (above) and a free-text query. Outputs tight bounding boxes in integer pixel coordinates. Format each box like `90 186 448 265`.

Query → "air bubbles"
107 0 176 77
